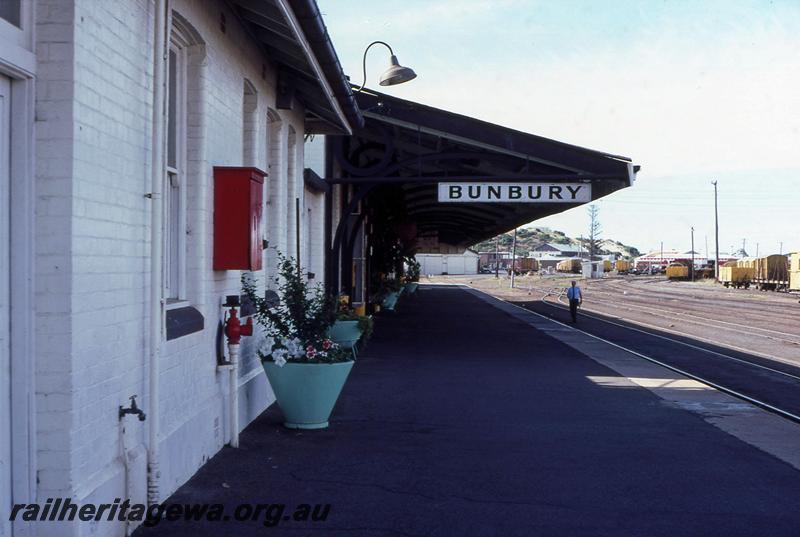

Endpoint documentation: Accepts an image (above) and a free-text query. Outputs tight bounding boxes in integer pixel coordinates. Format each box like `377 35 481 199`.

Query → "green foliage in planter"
404 257 421 282
337 309 374 344
242 254 350 365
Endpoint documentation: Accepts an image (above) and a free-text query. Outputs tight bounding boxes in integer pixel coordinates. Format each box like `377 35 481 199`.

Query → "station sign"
437 182 591 203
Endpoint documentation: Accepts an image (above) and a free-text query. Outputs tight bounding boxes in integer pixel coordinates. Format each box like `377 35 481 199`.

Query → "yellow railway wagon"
602 260 612 272
515 257 539 272
556 258 582 273
736 257 757 270
791 252 800 273
615 260 631 272
666 263 689 280
753 254 788 283
791 253 800 291
719 262 753 288
789 252 800 291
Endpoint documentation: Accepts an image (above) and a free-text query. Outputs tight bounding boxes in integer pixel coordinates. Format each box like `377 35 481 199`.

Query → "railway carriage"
790 252 800 291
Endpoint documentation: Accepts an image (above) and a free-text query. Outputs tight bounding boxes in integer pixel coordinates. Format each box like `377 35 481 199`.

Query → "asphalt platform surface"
134 285 800 537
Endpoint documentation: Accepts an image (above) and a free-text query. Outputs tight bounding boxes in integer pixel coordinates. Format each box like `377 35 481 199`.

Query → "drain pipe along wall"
147 0 168 506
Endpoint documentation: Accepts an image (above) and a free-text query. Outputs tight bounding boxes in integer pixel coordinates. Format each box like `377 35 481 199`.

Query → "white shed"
417 250 480 275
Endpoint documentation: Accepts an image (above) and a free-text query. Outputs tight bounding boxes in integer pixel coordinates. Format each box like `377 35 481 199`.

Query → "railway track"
543 294 800 378
531 276 800 346
558 292 800 348
506 296 800 425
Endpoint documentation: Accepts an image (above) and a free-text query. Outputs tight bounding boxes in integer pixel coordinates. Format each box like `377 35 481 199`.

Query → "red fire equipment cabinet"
213 167 266 270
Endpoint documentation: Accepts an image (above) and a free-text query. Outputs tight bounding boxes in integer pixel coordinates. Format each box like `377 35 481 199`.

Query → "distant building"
418 250 480 275
530 243 582 258
635 250 738 268
479 251 513 269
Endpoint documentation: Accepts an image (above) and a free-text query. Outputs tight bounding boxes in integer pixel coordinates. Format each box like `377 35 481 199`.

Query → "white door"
447 256 466 275
425 256 443 275
0 74 11 537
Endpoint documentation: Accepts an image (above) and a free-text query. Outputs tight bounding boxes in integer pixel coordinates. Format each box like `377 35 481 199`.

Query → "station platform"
135 285 800 537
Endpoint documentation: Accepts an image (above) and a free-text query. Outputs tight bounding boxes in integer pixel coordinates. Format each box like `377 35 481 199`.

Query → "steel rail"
542 295 800 382
567 291 800 344
471 288 800 425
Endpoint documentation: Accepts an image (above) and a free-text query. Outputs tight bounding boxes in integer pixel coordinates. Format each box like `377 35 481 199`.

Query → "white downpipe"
148 0 168 506
228 342 240 448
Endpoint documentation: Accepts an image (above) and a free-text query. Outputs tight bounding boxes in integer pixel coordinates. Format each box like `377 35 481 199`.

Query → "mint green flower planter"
327 320 362 351
382 291 400 311
404 282 419 294
263 360 354 429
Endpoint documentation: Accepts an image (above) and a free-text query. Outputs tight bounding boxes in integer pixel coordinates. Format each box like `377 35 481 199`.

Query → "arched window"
164 12 204 302
264 110 283 281
242 79 257 166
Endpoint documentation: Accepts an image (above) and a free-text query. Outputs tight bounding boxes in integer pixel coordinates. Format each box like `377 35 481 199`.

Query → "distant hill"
471 227 641 258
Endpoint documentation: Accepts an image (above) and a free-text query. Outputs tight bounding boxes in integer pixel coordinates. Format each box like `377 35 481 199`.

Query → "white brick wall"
35 0 78 516
31 1 323 535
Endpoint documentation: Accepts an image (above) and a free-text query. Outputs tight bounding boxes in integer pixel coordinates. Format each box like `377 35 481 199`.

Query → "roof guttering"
284 0 364 132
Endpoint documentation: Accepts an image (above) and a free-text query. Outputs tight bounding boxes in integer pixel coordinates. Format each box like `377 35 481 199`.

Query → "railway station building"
0 1 637 536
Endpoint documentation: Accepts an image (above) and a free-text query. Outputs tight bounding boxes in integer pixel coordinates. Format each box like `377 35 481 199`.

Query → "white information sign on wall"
437 182 591 203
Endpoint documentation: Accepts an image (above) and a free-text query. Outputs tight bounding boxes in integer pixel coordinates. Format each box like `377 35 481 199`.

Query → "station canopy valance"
231 0 363 134
331 88 638 248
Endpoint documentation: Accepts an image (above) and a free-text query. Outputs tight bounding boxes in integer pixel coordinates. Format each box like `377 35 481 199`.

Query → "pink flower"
306 345 317 359
322 339 333 350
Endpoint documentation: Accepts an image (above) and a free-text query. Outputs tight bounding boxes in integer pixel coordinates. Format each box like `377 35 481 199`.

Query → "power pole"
780 241 784 256
756 243 759 258
660 241 663 270
691 226 695 282
511 230 518 284
713 181 719 281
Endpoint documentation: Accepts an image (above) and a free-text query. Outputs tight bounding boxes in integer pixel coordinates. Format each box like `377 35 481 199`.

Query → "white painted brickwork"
29 1 319 535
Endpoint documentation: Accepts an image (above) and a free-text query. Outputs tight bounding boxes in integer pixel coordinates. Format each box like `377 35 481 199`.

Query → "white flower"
285 337 304 358
272 348 288 367
261 335 275 354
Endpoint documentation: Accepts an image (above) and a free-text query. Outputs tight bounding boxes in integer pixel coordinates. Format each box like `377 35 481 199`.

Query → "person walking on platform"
567 281 583 323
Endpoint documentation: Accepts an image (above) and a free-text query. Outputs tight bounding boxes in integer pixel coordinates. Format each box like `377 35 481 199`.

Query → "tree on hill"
470 223 639 260
587 204 602 260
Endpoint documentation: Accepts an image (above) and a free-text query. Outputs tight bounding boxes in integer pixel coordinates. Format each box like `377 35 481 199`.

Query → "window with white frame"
165 43 187 301
0 0 20 27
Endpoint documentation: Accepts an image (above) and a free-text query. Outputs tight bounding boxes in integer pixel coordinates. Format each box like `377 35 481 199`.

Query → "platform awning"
332 89 638 248
231 0 363 134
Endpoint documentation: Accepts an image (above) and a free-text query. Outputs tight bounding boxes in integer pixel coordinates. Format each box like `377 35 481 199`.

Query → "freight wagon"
752 254 788 290
556 258 582 274
666 263 689 280
719 261 754 288
615 260 631 273
790 252 800 291
718 255 790 291
508 257 539 274
602 260 612 272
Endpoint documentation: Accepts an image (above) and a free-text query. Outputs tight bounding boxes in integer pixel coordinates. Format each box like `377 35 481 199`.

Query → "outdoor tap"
119 395 146 422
